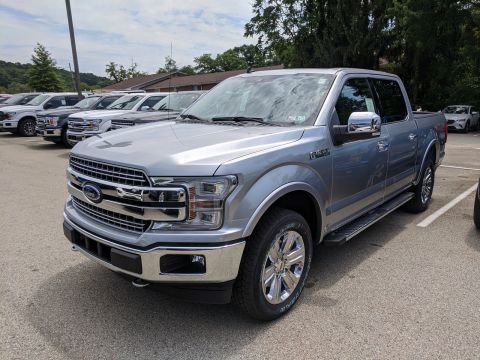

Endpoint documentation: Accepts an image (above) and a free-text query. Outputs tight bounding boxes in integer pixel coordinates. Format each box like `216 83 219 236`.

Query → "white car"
443 105 479 133
67 92 168 144
0 93 82 136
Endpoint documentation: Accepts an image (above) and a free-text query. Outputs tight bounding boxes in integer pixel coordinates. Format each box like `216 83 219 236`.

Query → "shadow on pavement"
465 227 480 252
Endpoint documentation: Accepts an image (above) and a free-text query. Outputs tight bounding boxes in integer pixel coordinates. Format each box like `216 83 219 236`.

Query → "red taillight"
444 121 448 143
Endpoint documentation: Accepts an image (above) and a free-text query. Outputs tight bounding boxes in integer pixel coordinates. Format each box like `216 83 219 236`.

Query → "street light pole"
65 0 82 97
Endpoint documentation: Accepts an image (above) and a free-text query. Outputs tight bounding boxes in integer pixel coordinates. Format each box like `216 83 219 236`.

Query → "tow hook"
132 278 150 288
71 245 79 252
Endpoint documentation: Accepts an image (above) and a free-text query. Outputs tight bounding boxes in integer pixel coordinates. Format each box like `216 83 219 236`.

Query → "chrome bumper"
37 128 61 137
67 131 98 144
63 213 245 283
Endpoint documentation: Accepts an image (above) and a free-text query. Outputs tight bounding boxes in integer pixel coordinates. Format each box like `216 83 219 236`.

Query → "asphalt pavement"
0 131 479 359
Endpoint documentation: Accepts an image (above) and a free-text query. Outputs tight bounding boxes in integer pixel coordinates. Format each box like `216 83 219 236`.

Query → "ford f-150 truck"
63 68 447 320
67 92 168 144
110 91 205 130
36 93 122 147
0 93 83 136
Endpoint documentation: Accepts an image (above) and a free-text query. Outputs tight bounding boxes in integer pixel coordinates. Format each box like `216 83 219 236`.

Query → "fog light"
160 254 206 274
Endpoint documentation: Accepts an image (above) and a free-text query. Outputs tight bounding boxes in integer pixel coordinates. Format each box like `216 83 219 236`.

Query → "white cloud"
0 0 256 76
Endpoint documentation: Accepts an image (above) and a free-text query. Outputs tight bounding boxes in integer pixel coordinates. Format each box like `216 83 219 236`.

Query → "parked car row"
0 90 205 146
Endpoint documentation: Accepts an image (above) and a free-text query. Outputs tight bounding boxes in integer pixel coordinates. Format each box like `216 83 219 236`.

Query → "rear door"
329 77 389 226
370 78 417 198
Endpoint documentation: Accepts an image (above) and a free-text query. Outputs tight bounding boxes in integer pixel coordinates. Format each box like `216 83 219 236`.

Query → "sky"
0 0 256 77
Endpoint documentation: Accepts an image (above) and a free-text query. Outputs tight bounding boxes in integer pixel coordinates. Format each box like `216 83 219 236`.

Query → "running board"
323 192 415 246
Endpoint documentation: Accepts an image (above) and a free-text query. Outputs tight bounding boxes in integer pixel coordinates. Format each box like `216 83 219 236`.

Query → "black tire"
232 208 313 321
474 185 480 230
18 118 36 137
61 127 73 148
404 157 435 213
462 121 470 133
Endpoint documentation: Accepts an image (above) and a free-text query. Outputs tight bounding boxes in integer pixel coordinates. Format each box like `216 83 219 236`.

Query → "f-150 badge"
310 148 330 160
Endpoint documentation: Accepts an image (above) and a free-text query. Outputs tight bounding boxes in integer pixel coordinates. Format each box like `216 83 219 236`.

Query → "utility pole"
65 0 82 97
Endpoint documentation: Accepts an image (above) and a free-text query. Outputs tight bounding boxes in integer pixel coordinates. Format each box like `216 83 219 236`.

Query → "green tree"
194 54 220 73
157 56 178 74
27 43 63 91
178 65 196 75
105 61 144 82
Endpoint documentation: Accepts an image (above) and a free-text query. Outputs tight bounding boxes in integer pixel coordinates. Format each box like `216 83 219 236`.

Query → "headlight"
457 118 467 122
6 112 16 119
87 119 102 130
47 116 59 126
150 175 238 230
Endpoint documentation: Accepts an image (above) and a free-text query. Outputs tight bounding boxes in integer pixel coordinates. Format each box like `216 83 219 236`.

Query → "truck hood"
444 113 469 120
72 121 304 176
38 107 78 117
112 111 179 123
69 109 131 120
0 105 40 113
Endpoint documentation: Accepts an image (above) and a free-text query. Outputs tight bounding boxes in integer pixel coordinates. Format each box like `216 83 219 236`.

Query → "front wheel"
404 157 435 213
61 127 73 148
18 118 36 136
233 208 313 320
474 185 480 229
462 121 470 133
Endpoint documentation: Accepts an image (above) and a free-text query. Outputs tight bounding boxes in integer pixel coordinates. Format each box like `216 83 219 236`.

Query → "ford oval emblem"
82 183 103 203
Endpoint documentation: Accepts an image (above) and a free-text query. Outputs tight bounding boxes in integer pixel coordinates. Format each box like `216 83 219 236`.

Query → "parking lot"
0 131 479 359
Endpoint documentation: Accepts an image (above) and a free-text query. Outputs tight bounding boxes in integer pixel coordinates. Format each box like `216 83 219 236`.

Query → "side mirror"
140 106 151 111
333 112 381 145
472 111 478 115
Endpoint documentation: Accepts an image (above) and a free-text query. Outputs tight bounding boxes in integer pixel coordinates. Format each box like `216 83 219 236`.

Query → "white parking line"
440 165 480 171
417 184 478 227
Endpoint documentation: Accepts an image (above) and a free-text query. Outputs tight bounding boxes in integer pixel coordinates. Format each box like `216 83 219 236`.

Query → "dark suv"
36 94 122 147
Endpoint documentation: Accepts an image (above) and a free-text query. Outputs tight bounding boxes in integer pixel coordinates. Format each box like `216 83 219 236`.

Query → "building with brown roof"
144 65 283 92
102 72 185 92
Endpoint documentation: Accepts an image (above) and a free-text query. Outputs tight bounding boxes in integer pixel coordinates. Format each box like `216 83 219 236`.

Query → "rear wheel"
404 157 435 213
233 208 313 320
18 118 36 136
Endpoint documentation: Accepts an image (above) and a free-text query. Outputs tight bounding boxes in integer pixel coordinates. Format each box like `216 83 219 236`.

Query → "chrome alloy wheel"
421 167 433 204
261 230 305 305
23 121 36 136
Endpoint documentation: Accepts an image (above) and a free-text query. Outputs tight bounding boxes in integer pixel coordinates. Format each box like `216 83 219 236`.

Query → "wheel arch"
413 139 439 186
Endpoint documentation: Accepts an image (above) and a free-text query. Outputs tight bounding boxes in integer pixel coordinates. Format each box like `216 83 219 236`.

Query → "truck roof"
239 68 399 78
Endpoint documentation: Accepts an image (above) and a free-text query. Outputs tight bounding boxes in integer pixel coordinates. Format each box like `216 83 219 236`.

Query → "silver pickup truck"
63 68 447 320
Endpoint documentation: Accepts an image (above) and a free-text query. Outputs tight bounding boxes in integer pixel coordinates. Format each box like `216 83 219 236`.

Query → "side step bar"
323 192 415 246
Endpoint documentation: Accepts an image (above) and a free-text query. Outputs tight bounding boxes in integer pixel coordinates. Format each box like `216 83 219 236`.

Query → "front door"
329 77 389 228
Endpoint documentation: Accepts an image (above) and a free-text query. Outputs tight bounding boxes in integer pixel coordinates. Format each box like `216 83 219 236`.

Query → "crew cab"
66 92 168 144
63 69 446 320
443 105 479 133
0 93 41 108
110 91 204 130
0 93 83 136
36 93 122 147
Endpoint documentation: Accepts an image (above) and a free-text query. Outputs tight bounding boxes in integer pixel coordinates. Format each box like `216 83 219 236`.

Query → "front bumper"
37 127 61 137
67 131 99 144
0 120 18 131
63 212 245 283
447 120 467 130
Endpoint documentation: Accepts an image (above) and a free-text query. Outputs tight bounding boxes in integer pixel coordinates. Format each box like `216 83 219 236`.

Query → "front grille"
447 120 455 124
72 197 151 233
68 117 89 132
111 120 135 128
69 155 150 187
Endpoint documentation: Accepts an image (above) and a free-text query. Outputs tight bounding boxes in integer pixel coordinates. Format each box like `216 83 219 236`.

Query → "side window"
66 96 82 106
44 96 66 109
371 79 408 123
139 96 164 109
335 78 376 125
96 96 120 109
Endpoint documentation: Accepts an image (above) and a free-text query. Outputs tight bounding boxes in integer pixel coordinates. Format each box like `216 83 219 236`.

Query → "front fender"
224 164 328 239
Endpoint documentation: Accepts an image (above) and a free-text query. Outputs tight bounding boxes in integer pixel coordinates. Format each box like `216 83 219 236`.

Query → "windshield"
444 106 468 114
74 96 101 109
26 94 50 106
107 95 145 110
4 94 36 105
153 93 202 111
182 74 334 125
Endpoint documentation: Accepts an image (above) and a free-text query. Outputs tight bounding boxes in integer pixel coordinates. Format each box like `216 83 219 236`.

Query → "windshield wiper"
211 116 272 125
180 113 207 121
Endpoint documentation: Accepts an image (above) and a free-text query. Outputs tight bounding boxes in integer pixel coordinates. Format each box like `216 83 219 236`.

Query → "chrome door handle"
408 133 417 141
377 140 389 152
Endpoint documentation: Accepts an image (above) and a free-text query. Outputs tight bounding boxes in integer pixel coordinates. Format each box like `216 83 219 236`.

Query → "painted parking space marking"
440 165 480 171
417 183 478 227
